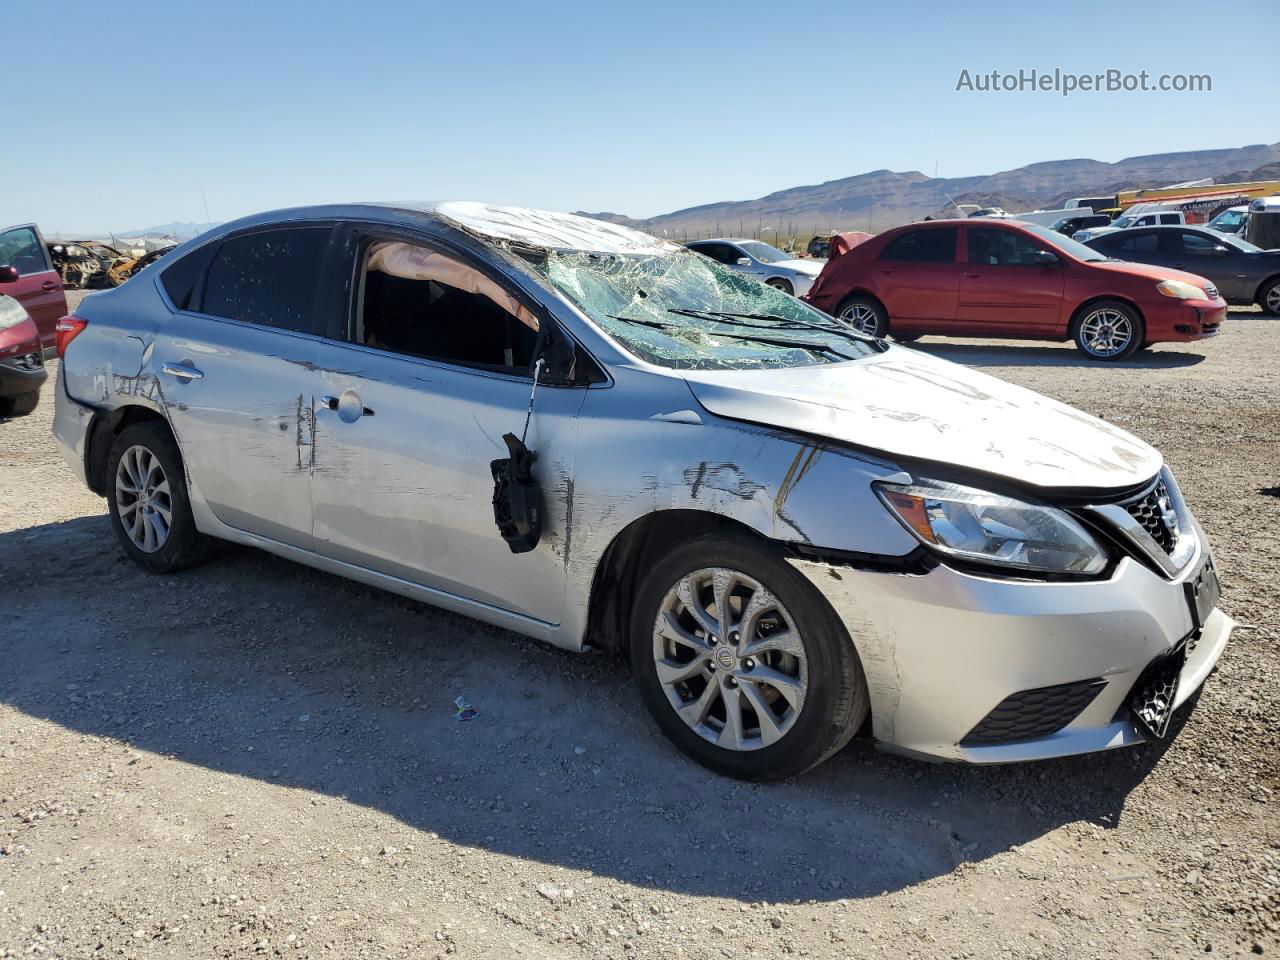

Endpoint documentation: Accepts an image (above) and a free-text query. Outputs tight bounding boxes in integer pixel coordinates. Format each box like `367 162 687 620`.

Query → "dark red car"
0 294 47 418
803 219 1227 360
0 222 69 350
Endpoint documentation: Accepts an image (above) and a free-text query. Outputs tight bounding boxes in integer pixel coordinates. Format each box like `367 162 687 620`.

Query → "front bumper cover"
789 541 1232 763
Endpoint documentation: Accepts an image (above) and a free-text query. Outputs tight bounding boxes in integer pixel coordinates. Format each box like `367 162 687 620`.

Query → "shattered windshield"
736 241 792 264
537 248 880 370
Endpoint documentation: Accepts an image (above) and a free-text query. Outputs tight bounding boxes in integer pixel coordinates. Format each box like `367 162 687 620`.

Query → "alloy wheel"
1267 284 1280 314
1079 307 1134 358
837 303 881 335
115 444 172 553
652 567 807 751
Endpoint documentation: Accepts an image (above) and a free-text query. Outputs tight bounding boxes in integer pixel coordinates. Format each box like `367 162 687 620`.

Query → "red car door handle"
963 272 981 278
41 280 60 292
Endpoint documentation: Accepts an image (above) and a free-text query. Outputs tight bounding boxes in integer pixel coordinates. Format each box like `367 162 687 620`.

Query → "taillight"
54 315 88 359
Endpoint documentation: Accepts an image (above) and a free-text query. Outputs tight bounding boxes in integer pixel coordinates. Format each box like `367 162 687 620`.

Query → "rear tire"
106 421 213 574
1258 277 1280 317
0 390 40 418
629 531 869 781
834 295 888 338
1071 300 1144 361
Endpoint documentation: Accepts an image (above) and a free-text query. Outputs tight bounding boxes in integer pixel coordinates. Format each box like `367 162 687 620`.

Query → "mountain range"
575 142 1280 238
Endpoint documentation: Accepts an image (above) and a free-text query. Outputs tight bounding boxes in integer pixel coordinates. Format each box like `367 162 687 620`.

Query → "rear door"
0 224 67 348
957 226 1064 331
873 227 960 322
153 225 336 549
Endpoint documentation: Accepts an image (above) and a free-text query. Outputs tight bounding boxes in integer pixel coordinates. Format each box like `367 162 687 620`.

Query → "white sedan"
685 238 824 297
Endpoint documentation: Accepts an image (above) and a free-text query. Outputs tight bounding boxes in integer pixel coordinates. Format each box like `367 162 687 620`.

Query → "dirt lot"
2 295 1277 959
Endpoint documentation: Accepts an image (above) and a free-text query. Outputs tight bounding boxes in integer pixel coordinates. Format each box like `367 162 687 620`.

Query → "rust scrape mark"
774 445 820 515
562 477 575 568
682 462 765 502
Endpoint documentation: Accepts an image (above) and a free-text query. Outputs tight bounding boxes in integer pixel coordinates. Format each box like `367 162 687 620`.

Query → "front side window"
201 228 331 333
688 243 743 265
967 228 1046 266
1179 231 1220 256
352 240 539 374
536 247 880 371
879 228 957 263
0 227 48 276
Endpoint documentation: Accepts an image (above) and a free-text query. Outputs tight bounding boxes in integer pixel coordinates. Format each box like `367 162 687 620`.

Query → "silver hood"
680 348 1161 490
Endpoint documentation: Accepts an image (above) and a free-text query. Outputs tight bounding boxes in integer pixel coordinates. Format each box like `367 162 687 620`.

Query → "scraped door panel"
155 315 319 548
306 342 584 624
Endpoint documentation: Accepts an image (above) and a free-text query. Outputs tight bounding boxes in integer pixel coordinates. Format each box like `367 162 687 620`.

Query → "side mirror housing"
1033 250 1060 266
1213 245 1232 257
735 257 751 266
0 265 18 284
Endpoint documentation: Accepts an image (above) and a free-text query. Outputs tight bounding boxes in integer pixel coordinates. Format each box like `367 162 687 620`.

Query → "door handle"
320 394 374 420
963 272 981 278
42 280 60 292
161 363 203 381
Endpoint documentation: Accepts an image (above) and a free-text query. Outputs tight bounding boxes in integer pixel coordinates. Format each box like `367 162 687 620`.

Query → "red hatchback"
803 219 1227 360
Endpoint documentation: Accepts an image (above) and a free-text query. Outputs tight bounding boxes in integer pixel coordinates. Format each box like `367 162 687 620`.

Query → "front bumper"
789 539 1232 763
1145 298 1227 342
0 355 47 398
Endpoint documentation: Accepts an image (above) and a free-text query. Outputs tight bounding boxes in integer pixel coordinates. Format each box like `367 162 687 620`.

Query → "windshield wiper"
706 331 859 361
608 314 675 329
703 311 874 345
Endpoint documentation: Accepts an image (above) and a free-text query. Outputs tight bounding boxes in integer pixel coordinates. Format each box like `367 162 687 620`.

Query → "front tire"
0 390 40 418
630 532 869 780
1071 300 1144 360
834 295 888 338
766 278 794 296
1258 277 1280 316
106 421 213 573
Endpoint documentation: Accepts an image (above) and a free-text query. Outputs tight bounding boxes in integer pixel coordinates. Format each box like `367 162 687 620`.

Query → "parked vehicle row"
802 218 1226 359
49 203 1232 779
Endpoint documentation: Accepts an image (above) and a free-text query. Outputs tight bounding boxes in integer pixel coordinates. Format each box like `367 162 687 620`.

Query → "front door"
957 226 1064 331
1167 230 1247 301
154 225 336 549
0 224 67 347
306 230 584 625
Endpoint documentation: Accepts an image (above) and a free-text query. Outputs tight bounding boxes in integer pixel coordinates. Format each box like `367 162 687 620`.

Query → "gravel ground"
1 295 1277 959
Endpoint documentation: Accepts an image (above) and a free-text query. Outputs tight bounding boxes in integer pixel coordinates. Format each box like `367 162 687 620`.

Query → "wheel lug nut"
729 632 739 645
744 658 754 670
726 677 738 688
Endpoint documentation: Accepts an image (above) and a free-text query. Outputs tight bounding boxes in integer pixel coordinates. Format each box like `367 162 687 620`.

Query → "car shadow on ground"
0 516 1201 904
905 340 1207 369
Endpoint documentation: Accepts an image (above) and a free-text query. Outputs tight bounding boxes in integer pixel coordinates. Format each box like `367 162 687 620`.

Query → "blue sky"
7 0 1275 233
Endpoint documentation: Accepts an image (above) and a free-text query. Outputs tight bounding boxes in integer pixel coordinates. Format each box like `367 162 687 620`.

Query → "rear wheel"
1071 301 1144 360
630 532 869 780
106 421 213 573
1259 277 1280 316
0 390 40 418
834 295 888 338
766 278 794 296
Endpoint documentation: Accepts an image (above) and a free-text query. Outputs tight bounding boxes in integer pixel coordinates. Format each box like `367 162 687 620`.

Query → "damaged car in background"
49 239 176 289
52 203 1232 780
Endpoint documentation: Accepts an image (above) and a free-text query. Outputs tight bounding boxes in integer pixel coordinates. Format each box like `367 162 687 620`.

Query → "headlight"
1156 279 1205 300
874 479 1107 575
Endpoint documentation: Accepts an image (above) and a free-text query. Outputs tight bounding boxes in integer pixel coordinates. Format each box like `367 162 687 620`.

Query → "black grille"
961 679 1106 746
1124 480 1177 554
1123 643 1188 739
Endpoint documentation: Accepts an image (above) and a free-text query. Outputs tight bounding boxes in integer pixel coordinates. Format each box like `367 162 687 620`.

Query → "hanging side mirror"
0 265 18 284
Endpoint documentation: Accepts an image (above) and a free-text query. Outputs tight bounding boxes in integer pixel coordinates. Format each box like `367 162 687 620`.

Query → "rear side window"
160 243 217 310
879 228 957 263
1113 232 1160 254
200 227 331 333
1159 214 1181 224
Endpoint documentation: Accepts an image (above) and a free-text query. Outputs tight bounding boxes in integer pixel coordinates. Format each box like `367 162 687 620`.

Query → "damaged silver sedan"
53 203 1233 780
